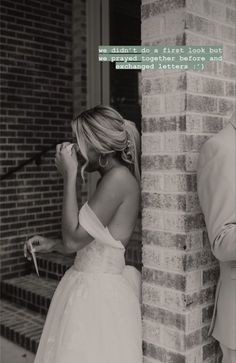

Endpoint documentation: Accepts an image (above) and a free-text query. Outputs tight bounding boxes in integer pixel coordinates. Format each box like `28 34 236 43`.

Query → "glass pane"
109 0 141 132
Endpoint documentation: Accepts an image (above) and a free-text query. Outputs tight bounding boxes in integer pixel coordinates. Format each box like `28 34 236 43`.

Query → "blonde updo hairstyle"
71 105 141 183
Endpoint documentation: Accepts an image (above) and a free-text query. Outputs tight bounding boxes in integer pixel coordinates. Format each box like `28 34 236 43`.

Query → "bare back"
88 166 140 248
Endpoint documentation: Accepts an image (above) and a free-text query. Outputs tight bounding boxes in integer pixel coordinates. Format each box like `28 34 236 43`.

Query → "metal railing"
0 141 63 181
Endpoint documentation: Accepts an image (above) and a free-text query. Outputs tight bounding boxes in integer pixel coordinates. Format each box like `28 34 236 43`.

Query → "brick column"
141 0 236 362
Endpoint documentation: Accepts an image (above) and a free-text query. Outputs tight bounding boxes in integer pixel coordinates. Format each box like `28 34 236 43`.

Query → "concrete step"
0 253 75 354
35 251 75 280
0 336 35 363
1 273 58 315
0 299 45 354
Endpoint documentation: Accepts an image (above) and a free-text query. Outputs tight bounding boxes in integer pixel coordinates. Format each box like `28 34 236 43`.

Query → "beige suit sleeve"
197 137 236 262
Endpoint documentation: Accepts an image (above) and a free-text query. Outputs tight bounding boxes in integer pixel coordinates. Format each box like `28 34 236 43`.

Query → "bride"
24 105 143 363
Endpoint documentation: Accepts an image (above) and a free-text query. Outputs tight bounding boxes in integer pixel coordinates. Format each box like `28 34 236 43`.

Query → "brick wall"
0 0 75 279
141 0 235 362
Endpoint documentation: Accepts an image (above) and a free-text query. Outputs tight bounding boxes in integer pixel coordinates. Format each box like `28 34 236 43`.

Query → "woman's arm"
24 235 76 257
51 238 76 255
61 172 94 251
55 143 95 251
62 172 77 244
62 168 127 252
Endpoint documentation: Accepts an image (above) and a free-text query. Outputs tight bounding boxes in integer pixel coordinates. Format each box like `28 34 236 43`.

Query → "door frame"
86 0 110 197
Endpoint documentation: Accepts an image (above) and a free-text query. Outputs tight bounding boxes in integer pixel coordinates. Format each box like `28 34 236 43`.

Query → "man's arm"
197 137 236 262
212 225 236 261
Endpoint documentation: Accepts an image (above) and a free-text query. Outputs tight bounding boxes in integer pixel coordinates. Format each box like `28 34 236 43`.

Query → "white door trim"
86 0 110 198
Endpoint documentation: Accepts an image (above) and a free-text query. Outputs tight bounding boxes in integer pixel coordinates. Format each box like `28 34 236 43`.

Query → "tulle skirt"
34 265 142 363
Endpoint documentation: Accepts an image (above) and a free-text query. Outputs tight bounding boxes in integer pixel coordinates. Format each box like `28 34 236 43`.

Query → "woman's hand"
55 142 79 178
24 235 57 259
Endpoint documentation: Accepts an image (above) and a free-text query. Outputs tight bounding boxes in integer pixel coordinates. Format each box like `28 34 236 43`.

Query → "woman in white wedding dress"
24 105 143 363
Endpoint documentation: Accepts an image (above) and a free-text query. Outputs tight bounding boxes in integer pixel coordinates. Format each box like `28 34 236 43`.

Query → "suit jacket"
197 110 236 350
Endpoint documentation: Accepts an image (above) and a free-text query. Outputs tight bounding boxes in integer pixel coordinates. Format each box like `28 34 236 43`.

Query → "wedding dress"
34 201 142 363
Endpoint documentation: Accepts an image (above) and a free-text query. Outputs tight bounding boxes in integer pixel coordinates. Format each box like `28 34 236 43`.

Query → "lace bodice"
73 241 126 274
73 202 126 274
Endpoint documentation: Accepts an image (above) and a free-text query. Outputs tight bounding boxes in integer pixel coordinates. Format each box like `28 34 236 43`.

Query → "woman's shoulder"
88 166 140 226
95 166 139 206
103 166 140 193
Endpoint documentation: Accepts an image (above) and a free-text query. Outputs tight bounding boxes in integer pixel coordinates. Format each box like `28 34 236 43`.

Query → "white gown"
34 201 142 363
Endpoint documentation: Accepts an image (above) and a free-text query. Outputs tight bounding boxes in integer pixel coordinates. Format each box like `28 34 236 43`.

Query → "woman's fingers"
23 242 27 257
24 243 31 260
56 144 62 154
55 143 73 160
56 142 71 155
31 244 44 253
28 235 42 247
62 142 71 147
24 235 49 260
26 236 41 250
24 243 32 260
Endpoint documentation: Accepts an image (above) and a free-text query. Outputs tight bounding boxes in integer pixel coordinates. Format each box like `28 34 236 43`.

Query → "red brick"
0 0 82 279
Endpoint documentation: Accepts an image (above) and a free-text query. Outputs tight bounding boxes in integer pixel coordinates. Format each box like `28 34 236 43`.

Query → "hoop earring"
99 154 108 168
